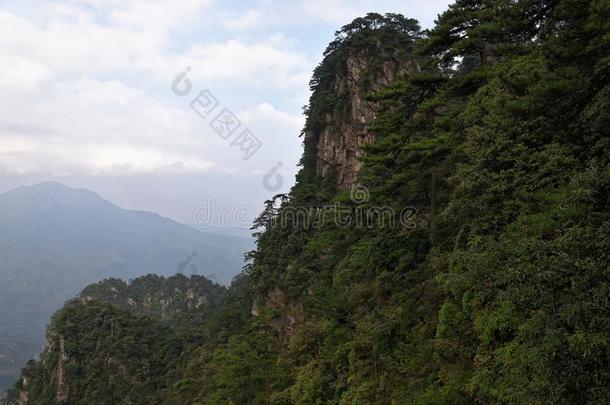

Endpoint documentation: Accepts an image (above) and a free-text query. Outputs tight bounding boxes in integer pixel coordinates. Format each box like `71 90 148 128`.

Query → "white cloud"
0 0 313 178
210 0 450 34
239 102 304 134
221 9 264 31
0 55 54 92
182 39 312 86
109 0 210 30
0 0 452 221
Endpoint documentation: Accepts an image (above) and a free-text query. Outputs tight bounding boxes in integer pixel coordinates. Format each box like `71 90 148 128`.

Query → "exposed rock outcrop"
3 376 27 405
307 48 419 189
78 274 223 323
55 336 68 403
252 287 305 349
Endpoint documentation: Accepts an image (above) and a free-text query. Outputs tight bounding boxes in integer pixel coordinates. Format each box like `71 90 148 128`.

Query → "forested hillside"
5 2 610 404
78 274 226 325
0 182 252 395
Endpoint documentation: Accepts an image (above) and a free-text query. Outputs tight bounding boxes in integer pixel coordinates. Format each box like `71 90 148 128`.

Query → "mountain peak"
27 180 70 189
0 181 110 210
8 181 97 196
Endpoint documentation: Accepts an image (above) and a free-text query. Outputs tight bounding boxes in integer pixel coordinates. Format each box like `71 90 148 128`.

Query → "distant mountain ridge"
0 182 253 395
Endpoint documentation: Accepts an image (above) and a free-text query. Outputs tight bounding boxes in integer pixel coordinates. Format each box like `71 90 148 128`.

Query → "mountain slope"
4 274 229 404
5 5 610 404
78 274 226 325
0 182 252 395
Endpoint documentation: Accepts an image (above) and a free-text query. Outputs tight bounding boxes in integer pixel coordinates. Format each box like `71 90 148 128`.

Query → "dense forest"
0 181 252 395
5 1 610 403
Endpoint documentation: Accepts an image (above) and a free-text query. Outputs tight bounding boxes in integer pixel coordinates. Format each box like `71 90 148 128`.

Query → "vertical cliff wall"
254 14 424 351
302 15 422 190
309 52 419 189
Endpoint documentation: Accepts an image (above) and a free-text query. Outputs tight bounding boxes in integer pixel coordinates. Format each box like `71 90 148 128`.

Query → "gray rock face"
308 49 419 189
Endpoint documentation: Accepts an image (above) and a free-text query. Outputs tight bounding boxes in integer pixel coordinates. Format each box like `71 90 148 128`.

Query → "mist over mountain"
0 182 253 394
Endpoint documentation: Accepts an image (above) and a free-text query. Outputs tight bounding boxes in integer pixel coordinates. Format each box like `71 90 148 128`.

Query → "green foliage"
80 274 226 326
15 301 176 404
297 13 423 196
6 3 610 404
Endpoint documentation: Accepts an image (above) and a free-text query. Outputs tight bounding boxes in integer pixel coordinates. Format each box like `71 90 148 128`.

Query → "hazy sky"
0 0 451 228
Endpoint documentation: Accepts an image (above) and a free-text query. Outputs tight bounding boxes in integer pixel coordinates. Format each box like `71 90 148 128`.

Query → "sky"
0 0 451 228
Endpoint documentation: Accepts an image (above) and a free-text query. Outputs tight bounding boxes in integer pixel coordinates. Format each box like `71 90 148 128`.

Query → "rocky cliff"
308 50 419 189
3 274 225 404
302 15 421 189
255 14 423 349
78 274 225 324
